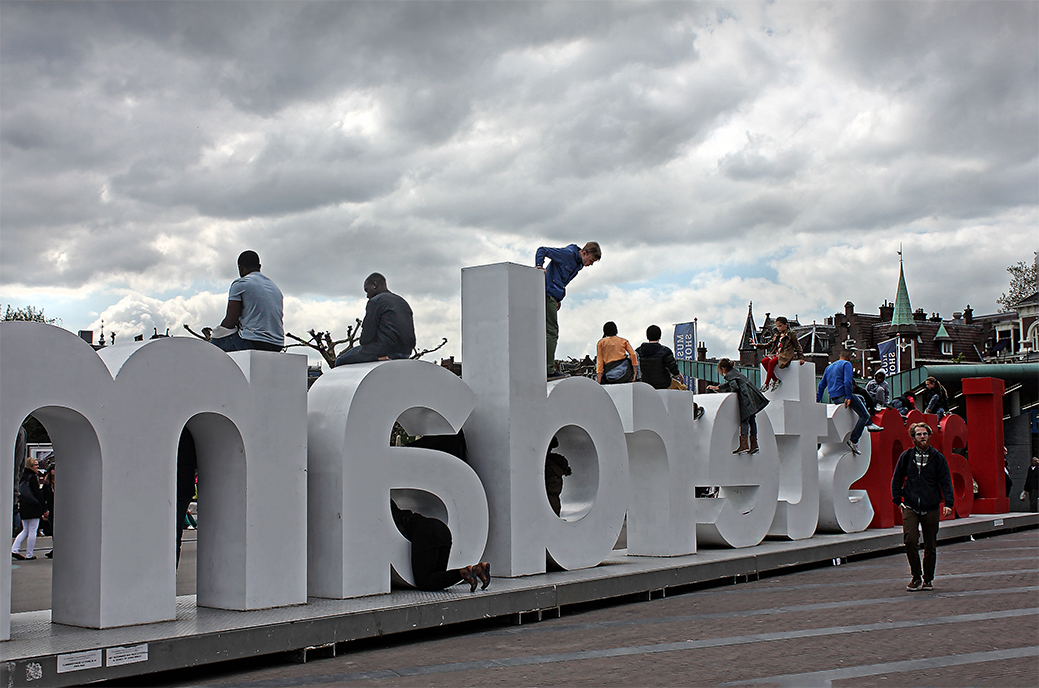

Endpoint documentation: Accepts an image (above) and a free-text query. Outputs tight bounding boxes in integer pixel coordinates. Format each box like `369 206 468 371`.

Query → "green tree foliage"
21 416 50 444
997 253 1038 312
2 304 59 324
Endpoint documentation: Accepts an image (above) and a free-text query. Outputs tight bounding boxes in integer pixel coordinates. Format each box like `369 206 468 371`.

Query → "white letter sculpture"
460 263 628 575
604 384 698 556
694 390 780 548
818 401 874 532
307 360 488 598
763 363 828 539
0 322 308 639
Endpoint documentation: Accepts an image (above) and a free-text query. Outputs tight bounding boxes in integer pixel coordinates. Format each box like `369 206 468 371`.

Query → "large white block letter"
818 403 874 532
0 323 308 638
694 392 780 548
762 363 828 539
307 360 487 597
604 384 697 556
461 262 628 576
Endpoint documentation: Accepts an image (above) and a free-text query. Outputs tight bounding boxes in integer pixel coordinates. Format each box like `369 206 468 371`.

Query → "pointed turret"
739 302 760 366
739 302 758 351
887 255 919 335
886 250 918 371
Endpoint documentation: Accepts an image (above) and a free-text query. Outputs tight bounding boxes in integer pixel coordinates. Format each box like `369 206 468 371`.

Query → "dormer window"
941 341 953 356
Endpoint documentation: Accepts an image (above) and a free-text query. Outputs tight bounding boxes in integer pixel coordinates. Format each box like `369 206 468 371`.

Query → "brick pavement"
106 529 1038 688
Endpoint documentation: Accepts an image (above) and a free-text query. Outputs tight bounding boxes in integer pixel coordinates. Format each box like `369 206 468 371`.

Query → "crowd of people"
12 244 1037 601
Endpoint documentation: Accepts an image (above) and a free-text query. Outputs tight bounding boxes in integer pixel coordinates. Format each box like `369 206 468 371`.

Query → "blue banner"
877 337 899 376
674 322 696 361
674 321 697 390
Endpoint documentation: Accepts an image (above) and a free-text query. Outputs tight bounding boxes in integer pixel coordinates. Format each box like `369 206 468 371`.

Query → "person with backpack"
596 321 638 385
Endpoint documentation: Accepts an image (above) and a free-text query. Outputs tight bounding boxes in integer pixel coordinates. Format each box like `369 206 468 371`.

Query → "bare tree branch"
183 324 212 341
285 319 362 367
412 337 448 360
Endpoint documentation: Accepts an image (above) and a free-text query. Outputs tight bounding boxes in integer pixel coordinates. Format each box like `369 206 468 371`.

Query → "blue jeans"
832 394 871 443
740 414 758 437
925 396 946 418
334 346 407 367
212 332 282 352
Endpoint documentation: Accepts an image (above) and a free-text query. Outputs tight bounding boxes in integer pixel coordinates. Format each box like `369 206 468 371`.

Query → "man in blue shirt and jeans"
535 242 601 379
212 250 284 353
817 348 883 454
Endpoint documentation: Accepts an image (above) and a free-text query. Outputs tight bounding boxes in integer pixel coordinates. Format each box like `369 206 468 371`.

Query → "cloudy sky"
1 1 1036 367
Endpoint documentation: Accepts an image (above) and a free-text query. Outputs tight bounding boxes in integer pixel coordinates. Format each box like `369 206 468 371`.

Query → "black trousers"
407 514 463 591
902 507 940 582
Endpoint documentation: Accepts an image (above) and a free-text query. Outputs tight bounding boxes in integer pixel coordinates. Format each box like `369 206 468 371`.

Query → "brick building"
738 258 1035 378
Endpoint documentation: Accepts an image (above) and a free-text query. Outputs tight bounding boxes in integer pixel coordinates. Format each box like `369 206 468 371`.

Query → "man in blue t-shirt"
211 250 284 352
535 242 601 379
817 349 882 454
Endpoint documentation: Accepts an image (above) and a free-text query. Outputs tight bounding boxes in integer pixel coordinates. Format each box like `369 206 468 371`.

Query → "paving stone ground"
89 528 1037 688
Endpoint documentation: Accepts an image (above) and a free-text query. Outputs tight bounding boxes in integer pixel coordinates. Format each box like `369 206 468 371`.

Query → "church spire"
888 247 919 335
739 301 758 351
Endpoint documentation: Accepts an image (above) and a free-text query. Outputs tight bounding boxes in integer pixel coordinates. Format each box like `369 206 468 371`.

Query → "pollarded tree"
2 304 59 324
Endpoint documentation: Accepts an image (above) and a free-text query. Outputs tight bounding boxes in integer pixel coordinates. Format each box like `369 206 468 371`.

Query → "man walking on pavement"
536 242 601 379
891 422 954 592
817 348 883 454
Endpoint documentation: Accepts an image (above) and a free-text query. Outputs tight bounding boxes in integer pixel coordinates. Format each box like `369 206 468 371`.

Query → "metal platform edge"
2 513 1035 687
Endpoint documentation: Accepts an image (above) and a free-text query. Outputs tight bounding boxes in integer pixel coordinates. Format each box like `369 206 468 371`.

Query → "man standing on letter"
535 242 600 379
891 422 954 592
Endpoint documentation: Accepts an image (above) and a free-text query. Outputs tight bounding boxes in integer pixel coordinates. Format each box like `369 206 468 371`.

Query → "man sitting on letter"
335 273 416 366
211 250 284 352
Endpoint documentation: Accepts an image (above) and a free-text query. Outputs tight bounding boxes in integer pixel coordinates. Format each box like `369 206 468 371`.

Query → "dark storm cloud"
831 1 1038 161
0 1 1035 362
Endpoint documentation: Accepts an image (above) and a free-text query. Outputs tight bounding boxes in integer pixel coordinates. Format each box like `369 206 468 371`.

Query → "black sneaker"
694 406 705 421
921 581 933 591
906 578 922 591
11 552 25 561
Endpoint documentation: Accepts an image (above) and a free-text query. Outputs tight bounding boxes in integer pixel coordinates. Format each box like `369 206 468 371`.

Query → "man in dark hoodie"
636 325 680 390
636 325 705 420
891 422 954 592
335 273 417 366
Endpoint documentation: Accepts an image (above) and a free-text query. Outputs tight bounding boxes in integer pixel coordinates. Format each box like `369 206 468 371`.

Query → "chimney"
844 301 855 317
697 341 707 361
913 308 927 322
78 330 93 345
964 305 973 324
952 312 963 322
879 301 894 322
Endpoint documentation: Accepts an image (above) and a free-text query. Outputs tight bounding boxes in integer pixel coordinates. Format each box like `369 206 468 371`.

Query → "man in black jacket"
335 273 416 366
891 422 954 592
635 325 705 420
635 325 680 390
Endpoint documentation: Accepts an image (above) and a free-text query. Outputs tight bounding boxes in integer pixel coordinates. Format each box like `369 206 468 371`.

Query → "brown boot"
749 435 759 454
733 435 750 454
